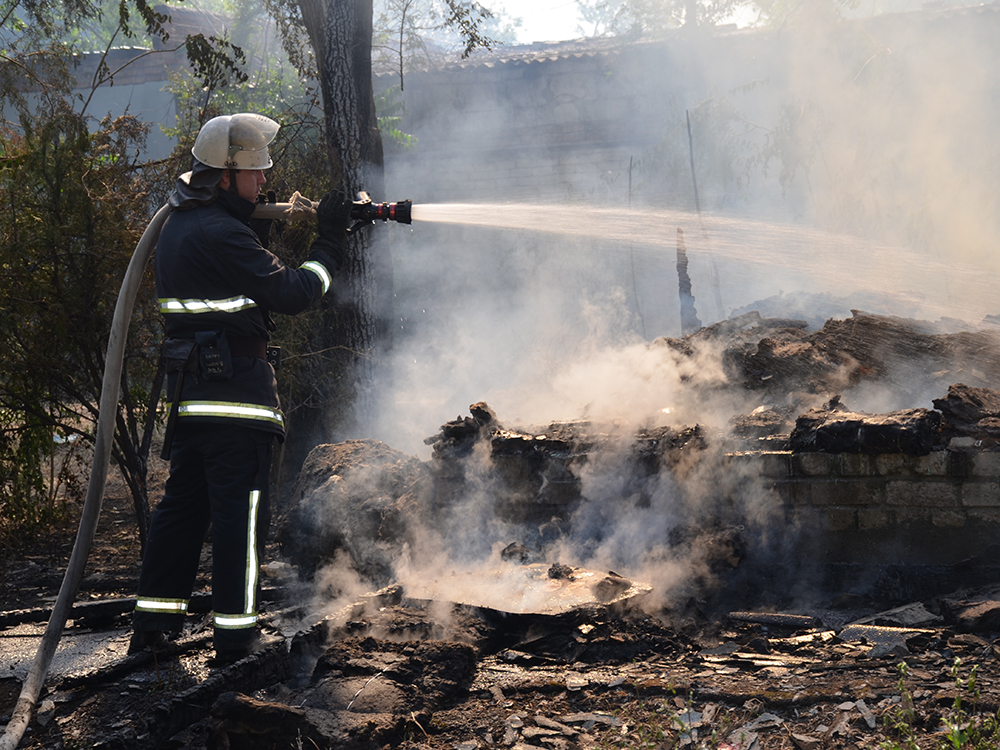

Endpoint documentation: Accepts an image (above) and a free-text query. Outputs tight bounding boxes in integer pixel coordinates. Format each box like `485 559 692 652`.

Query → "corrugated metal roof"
73 0 1000 86
377 0 1000 77
376 32 676 77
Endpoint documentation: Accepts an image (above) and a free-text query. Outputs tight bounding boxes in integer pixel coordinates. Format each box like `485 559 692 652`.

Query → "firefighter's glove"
308 238 346 275
316 190 352 240
249 190 277 249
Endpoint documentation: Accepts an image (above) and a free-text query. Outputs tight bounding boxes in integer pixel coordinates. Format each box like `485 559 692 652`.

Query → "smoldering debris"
789 397 941 455
668 308 1000 408
933 382 1000 445
728 405 795 440
275 440 430 583
399 563 651 616
14 581 1000 749
278 307 1000 612
276 410 714 597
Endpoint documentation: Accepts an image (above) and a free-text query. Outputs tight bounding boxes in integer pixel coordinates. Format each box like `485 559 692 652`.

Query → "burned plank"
726 612 822 631
789 401 941 455
148 642 293 745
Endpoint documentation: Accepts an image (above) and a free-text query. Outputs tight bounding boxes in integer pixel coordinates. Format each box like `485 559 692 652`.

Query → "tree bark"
287 0 393 467
685 0 699 26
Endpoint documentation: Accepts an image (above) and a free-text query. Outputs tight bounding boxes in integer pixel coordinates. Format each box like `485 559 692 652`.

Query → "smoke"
550 435 791 612
356 316 795 614
303 7 1000 618
365 5 1000 451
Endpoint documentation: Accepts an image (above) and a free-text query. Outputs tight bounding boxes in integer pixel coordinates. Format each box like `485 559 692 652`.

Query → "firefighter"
130 113 348 663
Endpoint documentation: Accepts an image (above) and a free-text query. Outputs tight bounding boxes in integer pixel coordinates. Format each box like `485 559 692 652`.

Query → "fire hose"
0 191 411 750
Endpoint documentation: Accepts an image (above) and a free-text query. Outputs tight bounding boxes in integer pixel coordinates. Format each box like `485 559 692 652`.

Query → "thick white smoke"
312 6 1000 615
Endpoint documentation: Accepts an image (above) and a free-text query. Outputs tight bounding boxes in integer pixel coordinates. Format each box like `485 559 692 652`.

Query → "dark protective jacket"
156 183 331 439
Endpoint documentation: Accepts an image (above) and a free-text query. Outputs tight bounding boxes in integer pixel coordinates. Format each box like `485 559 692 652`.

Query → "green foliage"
184 33 249 89
756 94 826 193
0 97 164 562
438 0 500 57
373 0 508 67
881 660 1000 750
376 84 416 150
576 0 744 35
259 0 318 81
573 0 858 37
0 412 78 548
162 0 318 135
12 0 171 54
7 0 100 39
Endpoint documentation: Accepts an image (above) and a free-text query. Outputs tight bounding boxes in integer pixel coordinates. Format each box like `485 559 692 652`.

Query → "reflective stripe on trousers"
132 425 274 648
213 488 261 631
135 597 189 614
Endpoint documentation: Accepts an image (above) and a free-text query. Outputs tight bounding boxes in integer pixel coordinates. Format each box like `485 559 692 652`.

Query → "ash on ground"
5 309 1000 748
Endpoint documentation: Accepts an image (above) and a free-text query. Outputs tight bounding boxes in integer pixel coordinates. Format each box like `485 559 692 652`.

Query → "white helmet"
191 113 279 170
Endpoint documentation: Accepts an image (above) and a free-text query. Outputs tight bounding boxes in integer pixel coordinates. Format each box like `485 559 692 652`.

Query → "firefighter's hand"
249 190 276 249
308 238 347 275
316 190 352 240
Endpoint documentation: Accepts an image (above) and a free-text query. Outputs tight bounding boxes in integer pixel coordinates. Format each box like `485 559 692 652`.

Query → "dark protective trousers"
133 423 273 651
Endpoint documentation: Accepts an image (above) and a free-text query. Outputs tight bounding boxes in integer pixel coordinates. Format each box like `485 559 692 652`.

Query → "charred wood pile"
275 309 1000 610
674 309 1000 399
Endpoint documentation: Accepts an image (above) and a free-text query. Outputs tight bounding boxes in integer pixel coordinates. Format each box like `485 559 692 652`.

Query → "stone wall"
729 449 1000 596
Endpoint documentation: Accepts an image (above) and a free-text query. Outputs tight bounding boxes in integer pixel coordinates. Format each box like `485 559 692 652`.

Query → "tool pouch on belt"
195 330 233 381
162 338 199 375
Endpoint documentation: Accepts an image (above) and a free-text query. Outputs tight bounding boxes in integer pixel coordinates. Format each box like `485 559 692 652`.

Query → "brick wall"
729 449 1000 570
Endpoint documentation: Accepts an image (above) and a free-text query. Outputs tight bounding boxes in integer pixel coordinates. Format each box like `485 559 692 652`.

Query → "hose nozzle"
348 191 412 233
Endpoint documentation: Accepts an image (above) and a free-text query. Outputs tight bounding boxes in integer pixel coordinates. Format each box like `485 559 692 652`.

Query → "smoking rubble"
65 308 1000 749
218 307 1000 747
13 310 1000 749
278 308 1000 623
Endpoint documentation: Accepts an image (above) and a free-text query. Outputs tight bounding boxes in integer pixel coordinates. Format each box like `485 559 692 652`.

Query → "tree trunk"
287 0 393 468
685 0 698 26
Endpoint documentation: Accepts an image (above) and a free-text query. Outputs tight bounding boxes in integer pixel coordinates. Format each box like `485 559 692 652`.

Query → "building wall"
74 47 185 160
380 4 1000 210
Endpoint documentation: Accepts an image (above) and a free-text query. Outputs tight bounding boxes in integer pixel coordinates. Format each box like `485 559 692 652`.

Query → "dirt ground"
3 468 1000 750
0 478 148 613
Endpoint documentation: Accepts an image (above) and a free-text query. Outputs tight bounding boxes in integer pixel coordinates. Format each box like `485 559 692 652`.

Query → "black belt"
227 335 267 359
166 333 268 360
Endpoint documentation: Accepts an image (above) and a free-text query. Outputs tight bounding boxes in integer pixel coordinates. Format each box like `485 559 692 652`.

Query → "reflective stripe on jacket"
174 400 283 427
155 189 330 438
